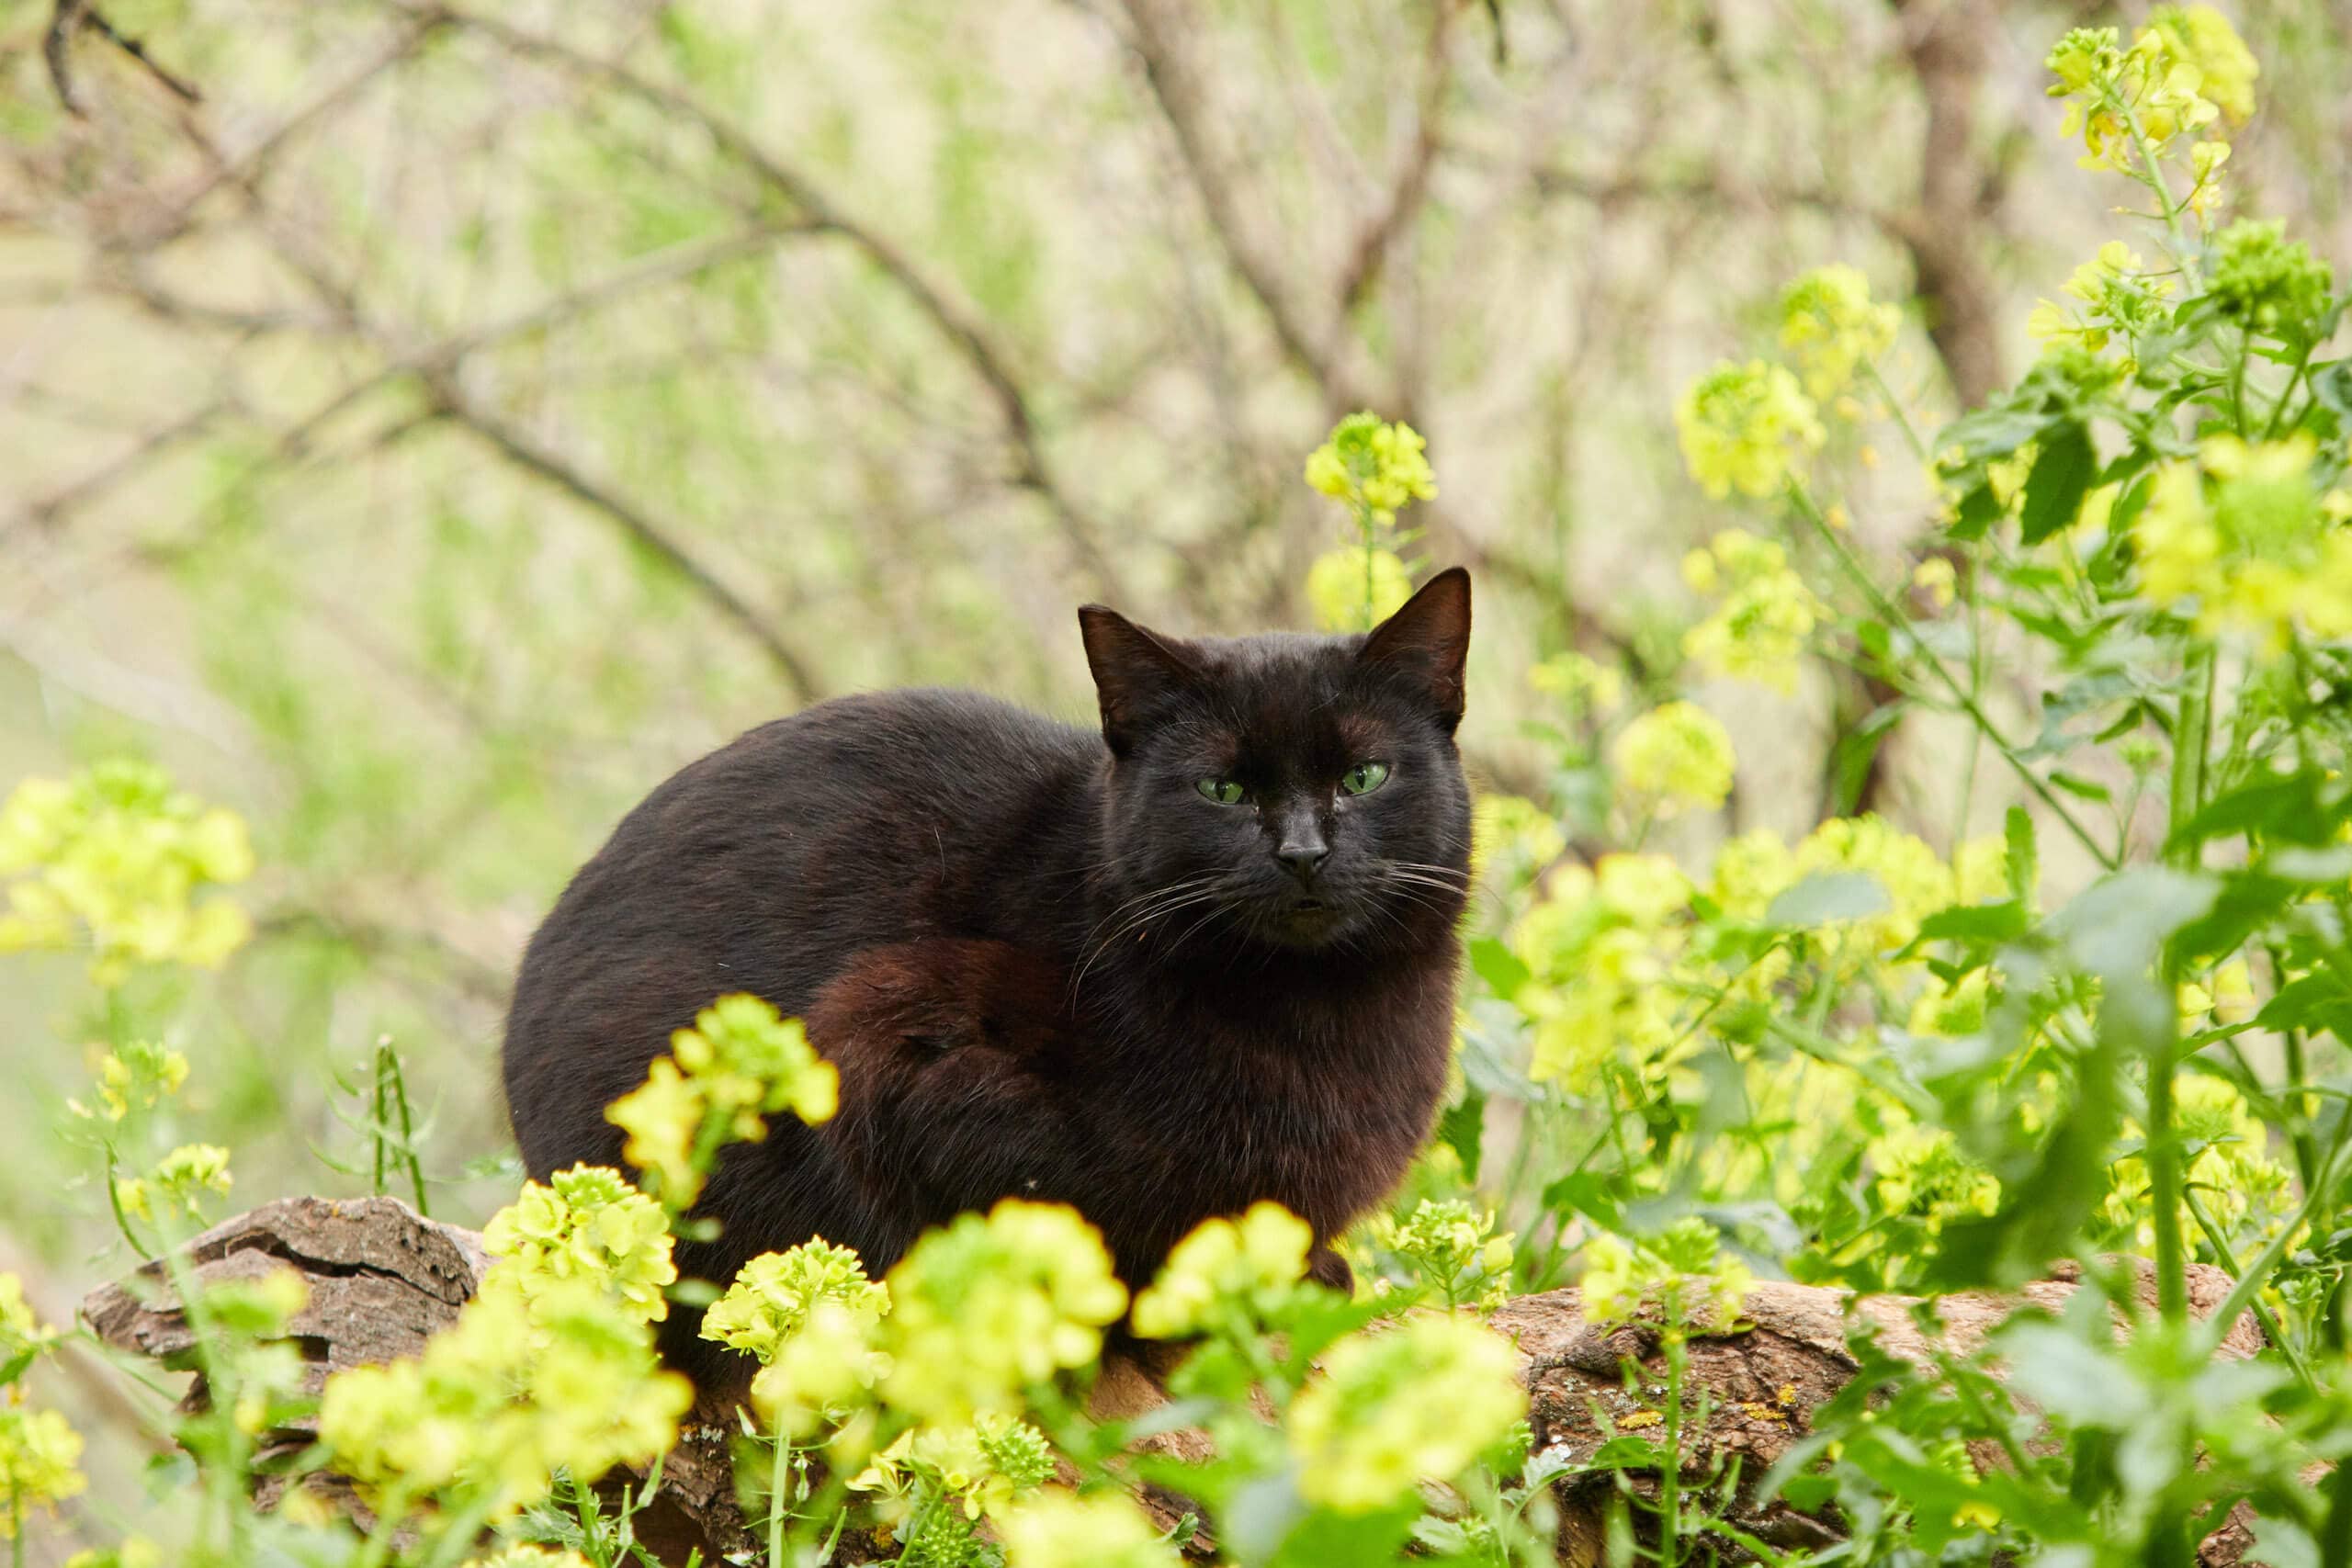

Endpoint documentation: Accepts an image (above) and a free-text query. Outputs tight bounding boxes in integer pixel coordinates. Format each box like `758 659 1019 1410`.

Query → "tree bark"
83 1198 2272 1565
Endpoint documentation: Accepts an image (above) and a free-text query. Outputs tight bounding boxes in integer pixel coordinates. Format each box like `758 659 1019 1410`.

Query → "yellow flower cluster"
1578 1218 1752 1336
1778 265 1900 400
0 1274 57 1369
2102 1074 2295 1258
605 993 839 1207
1469 794 1566 891
1674 360 1824 501
114 1142 232 1225
481 1164 678 1325
2136 434 2352 653
1527 649 1625 714
878 1200 1128 1421
1868 1120 2001 1231
2146 5 2258 123
1377 1199 1516 1311
1131 1201 1312 1339
1304 546 1413 633
2027 242 2176 356
1612 701 1736 814
0 761 254 984
464 1551 593 1568
1510 853 1692 1091
1304 413 1437 527
0 1404 85 1540
68 1041 188 1123
2044 22 2224 175
997 1491 1182 1568
1680 530 1823 694
851 1410 1056 1523
1709 817 2006 975
703 1237 888 1363
1285 1314 1523 1514
318 1270 692 1516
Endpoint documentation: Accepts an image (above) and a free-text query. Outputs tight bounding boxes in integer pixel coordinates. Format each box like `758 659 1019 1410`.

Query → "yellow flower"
0 1273 57 1370
2136 435 2346 651
116 1143 232 1224
704 1238 888 1364
1912 557 1959 611
606 994 838 1207
1510 854 1696 1092
1675 361 1824 500
1870 1119 2001 1229
1304 413 1437 526
998 1491 1181 1568
2146 5 2257 123
481 1164 677 1325
1304 547 1413 633
880 1201 1127 1420
0 761 254 985
1578 1218 1751 1335
2045 25 2222 173
1379 1199 1516 1311
851 1412 1055 1523
1469 795 1566 888
1527 650 1625 713
1286 1314 1523 1513
71 1042 190 1123
1132 1201 1312 1338
0 1404 85 1538
749 1297 890 1438
1680 529 1822 693
1612 702 1736 814
1778 265 1900 400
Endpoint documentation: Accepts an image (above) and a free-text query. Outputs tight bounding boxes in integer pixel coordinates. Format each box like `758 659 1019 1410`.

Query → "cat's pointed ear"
1078 605 1203 756
1358 567 1472 731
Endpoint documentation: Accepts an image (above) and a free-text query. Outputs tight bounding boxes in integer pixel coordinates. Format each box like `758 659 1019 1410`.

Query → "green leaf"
1949 480 2004 541
2018 421 2097 544
1914 900 2030 945
2166 767 2341 852
2048 769 2112 803
2255 972 2352 1038
1765 871 1891 929
1467 935 1530 998
1436 1090 1485 1180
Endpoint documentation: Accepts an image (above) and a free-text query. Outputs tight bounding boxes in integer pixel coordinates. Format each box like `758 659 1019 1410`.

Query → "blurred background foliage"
1 0 2349 1516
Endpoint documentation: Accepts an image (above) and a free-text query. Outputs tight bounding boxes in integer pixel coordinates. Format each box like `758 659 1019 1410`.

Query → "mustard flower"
998 1491 1182 1568
0 761 254 984
2028 241 2175 355
1305 546 1413 632
116 1143 232 1224
464 1551 594 1568
1612 701 1736 814
749 1297 891 1438
1469 794 1566 889
1131 1201 1312 1338
1778 265 1900 400
852 1411 1056 1523
0 1404 85 1539
1379 1199 1516 1311
879 1200 1127 1420
606 993 838 1206
1869 1120 2001 1230
2101 1075 2295 1259
1527 649 1625 713
2146 6 2258 123
704 1237 888 1363
2137 434 2350 650
1577 1218 1751 1335
2209 219 2333 337
1285 1314 1523 1514
1510 854 1695 1091
2045 25 2220 173
1675 360 1824 501
482 1164 677 1325
1680 529 1822 693
0 1273 56 1373
320 1276 691 1515
68 1041 189 1123
1305 412 1438 526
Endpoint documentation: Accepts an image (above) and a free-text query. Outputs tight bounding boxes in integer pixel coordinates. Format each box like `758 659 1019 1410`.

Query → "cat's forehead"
1181 632 1394 753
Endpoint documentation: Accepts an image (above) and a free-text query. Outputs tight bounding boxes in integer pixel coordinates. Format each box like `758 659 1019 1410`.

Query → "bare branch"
428 382 823 705
46 0 202 115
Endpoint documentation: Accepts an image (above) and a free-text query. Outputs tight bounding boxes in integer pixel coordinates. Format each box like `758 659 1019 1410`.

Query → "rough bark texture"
84 1199 2270 1566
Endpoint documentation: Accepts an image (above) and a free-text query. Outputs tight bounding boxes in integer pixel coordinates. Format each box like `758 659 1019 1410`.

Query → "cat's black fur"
502 570 1474 1395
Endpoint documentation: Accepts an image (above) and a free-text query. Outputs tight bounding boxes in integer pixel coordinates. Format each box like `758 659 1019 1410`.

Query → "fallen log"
81 1197 2270 1564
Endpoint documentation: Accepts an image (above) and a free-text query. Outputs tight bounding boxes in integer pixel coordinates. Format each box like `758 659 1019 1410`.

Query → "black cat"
502 570 1474 1394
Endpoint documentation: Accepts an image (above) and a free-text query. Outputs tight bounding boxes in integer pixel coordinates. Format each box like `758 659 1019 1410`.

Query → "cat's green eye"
1340 761 1391 796
1196 778 1246 806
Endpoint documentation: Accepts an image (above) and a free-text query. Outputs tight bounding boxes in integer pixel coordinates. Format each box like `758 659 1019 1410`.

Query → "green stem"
2182 1187 2312 1390
2168 645 2217 862
1658 1334 1685 1564
768 1433 795 1567
2145 1051 2188 1325
1786 481 2118 870
1861 362 1930 464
